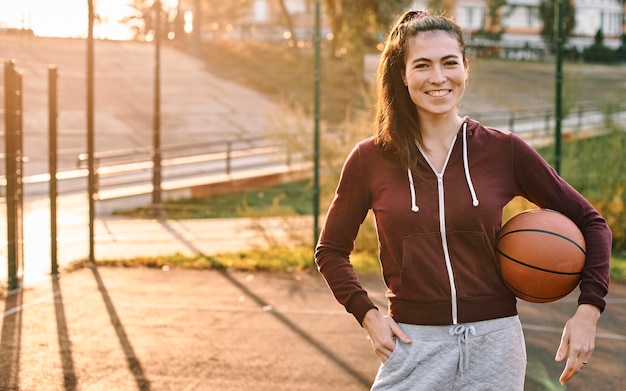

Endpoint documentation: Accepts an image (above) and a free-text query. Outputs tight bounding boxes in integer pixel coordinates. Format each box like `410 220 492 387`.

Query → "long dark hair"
373 10 467 172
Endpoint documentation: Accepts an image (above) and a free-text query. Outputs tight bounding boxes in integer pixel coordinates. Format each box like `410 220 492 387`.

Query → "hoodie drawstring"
462 123 480 207
408 122 479 212
407 168 419 212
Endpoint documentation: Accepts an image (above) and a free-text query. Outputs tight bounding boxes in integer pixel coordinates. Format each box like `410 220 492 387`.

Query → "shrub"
583 29 616 63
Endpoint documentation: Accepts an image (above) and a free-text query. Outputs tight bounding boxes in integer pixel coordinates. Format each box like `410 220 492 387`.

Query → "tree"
123 0 176 40
427 0 458 16
277 0 299 44
322 0 413 83
539 0 576 53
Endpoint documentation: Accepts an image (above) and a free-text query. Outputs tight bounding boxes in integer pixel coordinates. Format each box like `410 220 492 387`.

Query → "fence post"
226 141 232 175
508 113 515 133
577 106 583 131
4 60 24 290
49 65 58 275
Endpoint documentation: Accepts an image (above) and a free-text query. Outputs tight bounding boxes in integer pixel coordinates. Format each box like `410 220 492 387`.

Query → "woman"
315 9 611 390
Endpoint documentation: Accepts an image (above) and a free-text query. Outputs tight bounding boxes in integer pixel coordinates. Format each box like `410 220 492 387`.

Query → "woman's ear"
401 70 407 86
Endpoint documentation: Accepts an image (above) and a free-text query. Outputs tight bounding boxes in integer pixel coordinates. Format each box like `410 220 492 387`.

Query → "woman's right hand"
362 308 412 363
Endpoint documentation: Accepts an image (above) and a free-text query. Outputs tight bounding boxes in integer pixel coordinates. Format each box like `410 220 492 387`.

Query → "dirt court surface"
1 266 625 391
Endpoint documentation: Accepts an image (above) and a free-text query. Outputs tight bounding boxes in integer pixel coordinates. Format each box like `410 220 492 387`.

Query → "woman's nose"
429 65 446 84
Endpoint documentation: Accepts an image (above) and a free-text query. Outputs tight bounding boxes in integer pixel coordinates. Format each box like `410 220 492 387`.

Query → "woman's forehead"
405 31 463 59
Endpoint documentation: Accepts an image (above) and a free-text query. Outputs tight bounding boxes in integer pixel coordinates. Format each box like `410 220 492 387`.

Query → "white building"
413 0 625 52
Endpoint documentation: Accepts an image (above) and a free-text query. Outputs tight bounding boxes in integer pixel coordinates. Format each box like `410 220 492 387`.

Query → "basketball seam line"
502 278 570 300
495 248 583 276
498 228 587 255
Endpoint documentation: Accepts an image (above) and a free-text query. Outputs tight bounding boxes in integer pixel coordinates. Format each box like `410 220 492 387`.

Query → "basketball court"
1 266 625 390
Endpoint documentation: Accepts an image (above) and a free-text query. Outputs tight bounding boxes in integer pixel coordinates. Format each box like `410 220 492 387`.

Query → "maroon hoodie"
315 117 611 326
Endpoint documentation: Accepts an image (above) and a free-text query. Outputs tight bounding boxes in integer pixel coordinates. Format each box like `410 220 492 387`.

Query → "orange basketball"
496 209 586 303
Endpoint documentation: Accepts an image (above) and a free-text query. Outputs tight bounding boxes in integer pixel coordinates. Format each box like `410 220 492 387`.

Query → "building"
412 0 625 55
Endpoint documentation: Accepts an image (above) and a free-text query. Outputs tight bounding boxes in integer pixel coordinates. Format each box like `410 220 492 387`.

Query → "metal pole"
87 0 96 263
312 0 321 252
15 67 24 279
49 65 58 275
4 60 19 290
152 0 163 217
554 0 564 173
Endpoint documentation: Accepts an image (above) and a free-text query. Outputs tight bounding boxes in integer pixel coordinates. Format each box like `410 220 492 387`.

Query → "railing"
1 135 310 200
469 100 626 136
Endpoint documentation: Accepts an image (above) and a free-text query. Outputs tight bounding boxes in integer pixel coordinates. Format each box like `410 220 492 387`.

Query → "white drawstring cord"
450 324 476 376
407 168 419 212
408 121 478 212
462 123 479 207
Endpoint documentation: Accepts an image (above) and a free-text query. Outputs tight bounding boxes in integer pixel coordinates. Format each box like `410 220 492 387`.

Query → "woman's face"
402 31 468 119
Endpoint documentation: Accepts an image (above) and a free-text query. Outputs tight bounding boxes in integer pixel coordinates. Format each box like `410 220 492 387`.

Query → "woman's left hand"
555 304 601 384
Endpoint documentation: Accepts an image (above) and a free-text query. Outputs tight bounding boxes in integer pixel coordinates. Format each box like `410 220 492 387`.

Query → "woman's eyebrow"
409 54 460 64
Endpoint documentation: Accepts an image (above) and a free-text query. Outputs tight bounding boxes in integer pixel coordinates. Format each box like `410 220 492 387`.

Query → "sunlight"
0 0 137 40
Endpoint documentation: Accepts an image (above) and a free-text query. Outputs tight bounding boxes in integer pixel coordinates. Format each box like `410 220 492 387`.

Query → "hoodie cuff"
349 295 379 326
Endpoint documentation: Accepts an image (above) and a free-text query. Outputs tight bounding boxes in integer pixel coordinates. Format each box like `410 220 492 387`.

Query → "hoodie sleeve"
315 142 377 325
510 134 611 311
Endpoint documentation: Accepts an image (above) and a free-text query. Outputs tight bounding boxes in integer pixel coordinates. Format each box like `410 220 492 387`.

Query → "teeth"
428 90 449 97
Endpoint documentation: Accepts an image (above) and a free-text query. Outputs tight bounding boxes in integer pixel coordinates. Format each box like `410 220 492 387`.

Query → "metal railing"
469 100 626 137
1 135 310 200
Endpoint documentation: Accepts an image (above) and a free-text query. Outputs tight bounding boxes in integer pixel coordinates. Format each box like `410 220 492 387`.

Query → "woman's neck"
419 114 464 148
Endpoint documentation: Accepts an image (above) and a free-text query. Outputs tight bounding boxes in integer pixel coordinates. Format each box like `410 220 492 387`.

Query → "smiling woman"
0 0 136 40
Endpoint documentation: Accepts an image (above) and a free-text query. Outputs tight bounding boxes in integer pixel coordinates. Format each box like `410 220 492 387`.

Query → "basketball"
495 209 586 303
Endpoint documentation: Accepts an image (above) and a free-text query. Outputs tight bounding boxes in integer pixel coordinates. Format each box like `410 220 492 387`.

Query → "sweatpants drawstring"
449 324 476 376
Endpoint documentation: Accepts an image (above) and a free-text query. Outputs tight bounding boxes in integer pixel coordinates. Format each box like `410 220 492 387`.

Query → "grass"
199 40 369 125
198 40 626 124
114 179 314 219
91 246 379 275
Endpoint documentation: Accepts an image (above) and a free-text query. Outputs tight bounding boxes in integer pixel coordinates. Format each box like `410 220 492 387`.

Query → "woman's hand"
362 308 412 363
555 304 601 384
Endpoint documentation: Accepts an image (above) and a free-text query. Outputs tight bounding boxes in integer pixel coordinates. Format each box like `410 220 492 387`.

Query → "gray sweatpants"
370 316 526 391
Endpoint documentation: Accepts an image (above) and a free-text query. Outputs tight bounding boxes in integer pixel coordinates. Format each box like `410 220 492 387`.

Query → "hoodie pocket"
446 231 508 298
398 232 453 302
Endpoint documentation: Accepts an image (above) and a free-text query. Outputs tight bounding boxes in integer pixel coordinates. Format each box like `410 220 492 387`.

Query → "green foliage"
610 256 626 281
616 34 626 62
91 246 383 275
582 30 617 63
538 0 576 53
538 121 626 253
200 39 366 124
323 0 413 79
114 180 314 219
472 0 508 41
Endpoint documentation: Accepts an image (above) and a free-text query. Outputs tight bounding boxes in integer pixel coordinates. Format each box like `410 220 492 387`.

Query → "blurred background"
0 0 625 282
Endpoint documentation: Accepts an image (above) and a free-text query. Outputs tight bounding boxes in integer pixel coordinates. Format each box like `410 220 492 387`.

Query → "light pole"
554 0 564 174
87 0 96 262
313 0 321 252
152 0 163 217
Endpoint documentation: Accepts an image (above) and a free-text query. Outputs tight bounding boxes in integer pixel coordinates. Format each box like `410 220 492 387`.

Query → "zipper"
418 136 459 325
436 173 459 325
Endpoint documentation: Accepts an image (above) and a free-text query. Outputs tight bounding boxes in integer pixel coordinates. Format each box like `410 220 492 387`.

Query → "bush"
542 125 626 254
616 34 626 63
583 44 616 63
583 29 616 63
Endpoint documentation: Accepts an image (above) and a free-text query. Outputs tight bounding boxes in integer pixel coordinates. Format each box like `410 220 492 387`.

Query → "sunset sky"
0 0 141 40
